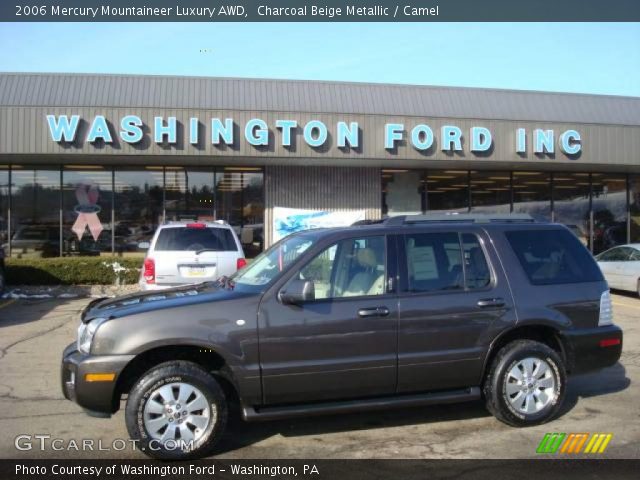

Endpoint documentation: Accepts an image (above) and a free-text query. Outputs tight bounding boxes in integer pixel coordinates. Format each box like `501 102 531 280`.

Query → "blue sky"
1 22 639 96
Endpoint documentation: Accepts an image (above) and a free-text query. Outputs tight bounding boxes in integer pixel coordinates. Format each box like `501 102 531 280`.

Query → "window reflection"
114 168 164 255
382 170 423 216
512 171 551 221
470 171 511 213
631 176 640 244
10 168 60 258
164 168 215 222
552 173 591 248
426 170 468 212
0 167 8 248
592 174 627 254
63 167 113 256
216 168 264 257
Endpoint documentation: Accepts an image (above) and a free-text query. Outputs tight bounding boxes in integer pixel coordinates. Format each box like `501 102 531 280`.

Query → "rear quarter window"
154 227 237 252
505 229 603 285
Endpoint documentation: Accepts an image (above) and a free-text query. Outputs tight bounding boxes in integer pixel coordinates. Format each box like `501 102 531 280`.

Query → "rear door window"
154 227 237 252
404 232 464 292
505 229 603 285
403 232 492 293
462 233 491 289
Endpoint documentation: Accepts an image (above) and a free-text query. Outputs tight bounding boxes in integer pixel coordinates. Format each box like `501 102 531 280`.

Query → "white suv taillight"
143 258 155 284
599 290 613 326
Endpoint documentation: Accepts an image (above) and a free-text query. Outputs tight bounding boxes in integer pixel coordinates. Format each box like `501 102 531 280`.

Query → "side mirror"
137 241 151 250
279 279 315 305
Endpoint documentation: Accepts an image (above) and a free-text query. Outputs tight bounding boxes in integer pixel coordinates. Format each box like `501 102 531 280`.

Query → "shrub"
5 257 142 285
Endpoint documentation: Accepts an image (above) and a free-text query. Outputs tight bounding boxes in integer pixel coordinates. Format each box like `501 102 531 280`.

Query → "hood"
81 282 255 322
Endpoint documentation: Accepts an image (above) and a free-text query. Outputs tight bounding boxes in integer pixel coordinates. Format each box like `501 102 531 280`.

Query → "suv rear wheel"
483 340 565 427
125 361 228 460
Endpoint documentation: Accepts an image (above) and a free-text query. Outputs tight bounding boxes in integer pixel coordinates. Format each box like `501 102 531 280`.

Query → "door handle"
358 306 390 318
477 298 505 308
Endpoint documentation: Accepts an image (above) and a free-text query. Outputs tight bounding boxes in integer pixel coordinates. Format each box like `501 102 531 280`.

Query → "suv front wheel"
125 361 228 460
483 340 566 427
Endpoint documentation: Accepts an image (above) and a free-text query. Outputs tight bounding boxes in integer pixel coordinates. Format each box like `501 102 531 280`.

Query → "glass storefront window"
631 175 640 244
164 168 216 222
592 174 628 254
0 167 8 248
114 168 164 255
426 170 469 212
10 168 61 258
216 168 264 257
512 171 551 221
63 167 113 256
382 170 424 216
470 171 511 213
552 173 591 248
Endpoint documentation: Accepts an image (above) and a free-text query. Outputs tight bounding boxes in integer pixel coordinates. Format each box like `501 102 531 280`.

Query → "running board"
242 387 481 422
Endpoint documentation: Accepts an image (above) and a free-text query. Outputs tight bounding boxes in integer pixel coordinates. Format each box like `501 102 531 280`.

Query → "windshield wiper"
195 248 220 255
215 275 235 290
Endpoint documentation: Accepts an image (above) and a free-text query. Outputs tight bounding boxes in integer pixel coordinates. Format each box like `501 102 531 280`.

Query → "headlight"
77 317 108 354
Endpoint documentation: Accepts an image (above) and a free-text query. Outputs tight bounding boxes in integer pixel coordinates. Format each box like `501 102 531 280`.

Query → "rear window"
154 227 237 252
505 229 603 285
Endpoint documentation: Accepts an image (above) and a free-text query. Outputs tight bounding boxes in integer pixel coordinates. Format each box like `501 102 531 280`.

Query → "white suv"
139 221 246 291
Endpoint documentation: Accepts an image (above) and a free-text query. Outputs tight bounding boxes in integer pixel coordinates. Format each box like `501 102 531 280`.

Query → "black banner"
2 0 640 22
3 459 640 480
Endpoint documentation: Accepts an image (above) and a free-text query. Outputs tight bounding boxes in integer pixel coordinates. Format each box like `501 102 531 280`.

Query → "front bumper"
562 325 623 375
61 343 135 416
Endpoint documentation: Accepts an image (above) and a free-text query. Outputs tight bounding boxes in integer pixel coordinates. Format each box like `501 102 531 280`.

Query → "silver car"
139 221 246 291
596 243 640 297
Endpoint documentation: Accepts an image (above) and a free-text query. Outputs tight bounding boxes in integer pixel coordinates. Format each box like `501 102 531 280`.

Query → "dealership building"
0 72 639 257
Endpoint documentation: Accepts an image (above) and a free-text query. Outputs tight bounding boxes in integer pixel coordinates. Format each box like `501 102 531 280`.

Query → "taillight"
143 258 155 284
186 223 206 229
237 258 247 270
599 338 621 348
598 290 613 326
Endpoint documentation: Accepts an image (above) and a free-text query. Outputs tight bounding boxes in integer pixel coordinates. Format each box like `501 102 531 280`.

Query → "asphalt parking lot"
0 293 638 459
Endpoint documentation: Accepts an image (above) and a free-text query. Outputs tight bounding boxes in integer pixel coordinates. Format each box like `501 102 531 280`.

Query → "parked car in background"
9 225 61 257
8 225 101 257
139 221 246 290
63 214 622 459
596 244 640 296
0 245 5 294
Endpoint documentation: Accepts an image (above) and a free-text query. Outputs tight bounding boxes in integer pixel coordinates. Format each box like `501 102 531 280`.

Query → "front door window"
297 236 386 299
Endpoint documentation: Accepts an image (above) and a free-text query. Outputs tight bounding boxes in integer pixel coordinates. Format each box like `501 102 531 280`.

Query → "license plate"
187 266 206 277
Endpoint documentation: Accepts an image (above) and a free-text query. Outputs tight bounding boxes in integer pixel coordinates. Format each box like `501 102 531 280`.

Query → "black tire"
483 340 565 427
125 361 228 460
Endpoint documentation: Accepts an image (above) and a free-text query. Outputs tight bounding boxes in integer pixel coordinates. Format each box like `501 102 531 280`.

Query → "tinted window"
154 227 237 251
462 233 491 289
296 236 386 299
404 232 464 292
630 249 640 261
505 229 603 285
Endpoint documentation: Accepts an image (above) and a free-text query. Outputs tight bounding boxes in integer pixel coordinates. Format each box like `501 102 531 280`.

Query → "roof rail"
383 213 535 226
351 219 385 226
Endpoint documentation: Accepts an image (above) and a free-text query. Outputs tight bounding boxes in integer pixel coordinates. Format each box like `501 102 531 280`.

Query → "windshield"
230 232 320 292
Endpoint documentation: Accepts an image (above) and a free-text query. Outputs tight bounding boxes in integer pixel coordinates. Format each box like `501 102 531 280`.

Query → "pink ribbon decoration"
72 183 103 241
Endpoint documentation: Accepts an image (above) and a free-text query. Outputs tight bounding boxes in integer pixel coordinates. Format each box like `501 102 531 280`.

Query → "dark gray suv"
61 215 623 459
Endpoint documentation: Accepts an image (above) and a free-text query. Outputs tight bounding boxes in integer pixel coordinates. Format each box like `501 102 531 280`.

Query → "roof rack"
383 213 535 226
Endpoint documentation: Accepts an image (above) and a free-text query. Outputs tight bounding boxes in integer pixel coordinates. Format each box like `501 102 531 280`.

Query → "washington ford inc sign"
46 115 583 156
